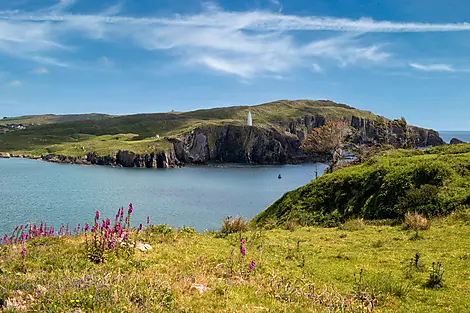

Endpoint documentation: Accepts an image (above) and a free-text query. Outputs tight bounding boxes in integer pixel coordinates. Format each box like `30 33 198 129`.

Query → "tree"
301 121 352 169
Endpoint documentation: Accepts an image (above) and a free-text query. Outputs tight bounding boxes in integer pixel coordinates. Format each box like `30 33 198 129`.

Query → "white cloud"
100 56 113 67
409 63 455 72
6 80 22 87
312 64 322 72
2 3 470 77
33 67 49 74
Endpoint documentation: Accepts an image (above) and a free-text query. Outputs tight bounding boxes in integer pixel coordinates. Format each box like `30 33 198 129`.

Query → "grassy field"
254 143 470 227
0 114 112 126
19 134 174 157
1 212 469 312
0 100 376 155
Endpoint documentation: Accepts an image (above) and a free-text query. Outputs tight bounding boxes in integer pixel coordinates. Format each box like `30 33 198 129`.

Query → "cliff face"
170 115 445 166
170 125 309 165
39 150 180 168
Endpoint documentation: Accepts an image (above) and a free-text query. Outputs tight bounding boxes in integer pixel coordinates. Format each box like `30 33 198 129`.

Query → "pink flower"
240 238 247 256
95 210 100 221
249 260 256 272
21 247 27 258
139 223 143 231
128 203 133 215
147 216 150 225
84 223 89 232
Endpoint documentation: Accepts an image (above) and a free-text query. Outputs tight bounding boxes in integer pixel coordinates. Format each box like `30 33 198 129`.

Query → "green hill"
0 100 377 155
253 144 470 227
0 113 112 126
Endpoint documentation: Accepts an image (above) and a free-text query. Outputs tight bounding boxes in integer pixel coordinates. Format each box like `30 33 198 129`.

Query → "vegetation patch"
253 144 470 227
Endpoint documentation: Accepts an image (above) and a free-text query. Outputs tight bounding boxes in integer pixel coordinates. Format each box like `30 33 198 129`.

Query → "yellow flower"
89 294 93 299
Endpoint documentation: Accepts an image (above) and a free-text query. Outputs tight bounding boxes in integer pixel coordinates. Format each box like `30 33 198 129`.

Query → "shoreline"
0 152 327 169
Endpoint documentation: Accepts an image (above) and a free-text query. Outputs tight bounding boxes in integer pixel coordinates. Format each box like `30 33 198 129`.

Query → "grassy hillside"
0 113 111 126
0 100 376 155
253 144 470 227
1 211 469 312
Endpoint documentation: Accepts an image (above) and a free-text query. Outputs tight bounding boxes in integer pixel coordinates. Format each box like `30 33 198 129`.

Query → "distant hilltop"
0 100 444 168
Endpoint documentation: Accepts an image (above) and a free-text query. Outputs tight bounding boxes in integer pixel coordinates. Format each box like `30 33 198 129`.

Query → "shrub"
220 216 248 234
426 262 445 288
285 220 298 231
404 212 429 230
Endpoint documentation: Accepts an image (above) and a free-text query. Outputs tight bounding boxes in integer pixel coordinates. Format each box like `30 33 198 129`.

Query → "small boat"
278 174 282 179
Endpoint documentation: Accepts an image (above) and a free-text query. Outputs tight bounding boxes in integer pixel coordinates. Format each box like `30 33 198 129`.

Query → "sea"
438 131 470 144
0 158 327 234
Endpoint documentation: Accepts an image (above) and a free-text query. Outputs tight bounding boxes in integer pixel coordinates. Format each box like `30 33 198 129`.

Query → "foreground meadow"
1 210 469 312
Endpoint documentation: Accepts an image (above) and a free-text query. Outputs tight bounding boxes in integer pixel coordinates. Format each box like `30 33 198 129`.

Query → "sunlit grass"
1 213 469 312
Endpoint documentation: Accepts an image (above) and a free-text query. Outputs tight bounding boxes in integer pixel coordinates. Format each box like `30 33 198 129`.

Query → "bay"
0 158 326 234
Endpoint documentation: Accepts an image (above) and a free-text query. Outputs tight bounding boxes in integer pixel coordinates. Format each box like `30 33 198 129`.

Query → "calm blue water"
0 159 326 234
439 131 470 143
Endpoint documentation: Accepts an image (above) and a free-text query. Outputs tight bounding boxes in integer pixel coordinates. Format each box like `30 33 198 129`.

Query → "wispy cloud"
6 80 22 87
32 67 49 74
1 3 470 77
410 63 455 72
100 56 113 67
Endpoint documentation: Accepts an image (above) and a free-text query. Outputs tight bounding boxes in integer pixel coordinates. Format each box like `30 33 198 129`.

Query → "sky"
1 0 470 130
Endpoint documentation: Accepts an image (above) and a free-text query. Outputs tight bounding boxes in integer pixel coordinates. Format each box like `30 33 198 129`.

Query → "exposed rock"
450 138 465 145
191 283 210 294
169 115 444 166
135 242 153 252
170 125 311 165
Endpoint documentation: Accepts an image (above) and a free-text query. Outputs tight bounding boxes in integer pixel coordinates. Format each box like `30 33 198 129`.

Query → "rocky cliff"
169 115 444 166
38 150 180 168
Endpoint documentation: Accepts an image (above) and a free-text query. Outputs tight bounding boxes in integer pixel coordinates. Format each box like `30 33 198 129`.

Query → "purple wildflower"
95 210 100 221
240 245 246 256
240 238 247 256
21 247 27 258
147 216 150 225
249 260 256 272
128 203 133 215
84 222 89 232
139 223 143 231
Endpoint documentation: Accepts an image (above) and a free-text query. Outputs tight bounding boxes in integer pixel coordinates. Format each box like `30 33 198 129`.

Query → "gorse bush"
254 144 470 227
404 212 429 230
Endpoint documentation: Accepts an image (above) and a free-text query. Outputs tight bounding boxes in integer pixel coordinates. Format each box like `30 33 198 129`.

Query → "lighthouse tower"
247 111 253 127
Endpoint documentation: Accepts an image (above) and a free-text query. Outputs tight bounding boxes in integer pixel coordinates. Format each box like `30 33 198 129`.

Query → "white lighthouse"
247 111 253 127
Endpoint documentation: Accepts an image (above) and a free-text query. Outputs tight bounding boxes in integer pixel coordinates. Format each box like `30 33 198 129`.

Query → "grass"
253 144 470 227
1 212 469 312
0 114 111 126
0 100 378 155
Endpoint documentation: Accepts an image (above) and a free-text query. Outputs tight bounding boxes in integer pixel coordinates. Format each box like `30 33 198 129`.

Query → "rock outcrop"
450 138 465 145
38 150 180 168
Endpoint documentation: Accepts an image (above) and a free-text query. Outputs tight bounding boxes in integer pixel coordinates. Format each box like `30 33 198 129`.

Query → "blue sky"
1 0 470 130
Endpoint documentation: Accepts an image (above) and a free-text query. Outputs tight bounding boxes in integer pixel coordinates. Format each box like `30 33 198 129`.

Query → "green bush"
253 145 470 227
